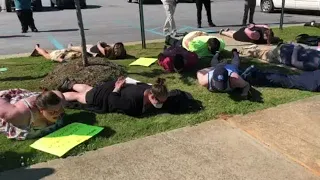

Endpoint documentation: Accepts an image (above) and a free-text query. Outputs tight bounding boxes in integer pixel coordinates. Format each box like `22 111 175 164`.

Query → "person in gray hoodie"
14 0 38 33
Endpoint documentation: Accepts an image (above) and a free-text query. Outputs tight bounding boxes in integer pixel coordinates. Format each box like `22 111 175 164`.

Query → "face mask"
152 103 163 109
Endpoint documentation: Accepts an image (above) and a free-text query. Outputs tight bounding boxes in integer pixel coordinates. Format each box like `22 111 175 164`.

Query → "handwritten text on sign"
30 123 104 157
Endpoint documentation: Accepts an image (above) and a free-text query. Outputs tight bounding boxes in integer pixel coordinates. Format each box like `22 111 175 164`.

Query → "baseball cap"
209 66 229 91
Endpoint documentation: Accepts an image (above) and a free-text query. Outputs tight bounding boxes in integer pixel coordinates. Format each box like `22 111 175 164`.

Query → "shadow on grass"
0 74 48 81
0 151 54 177
63 111 97 125
129 68 165 78
228 87 264 103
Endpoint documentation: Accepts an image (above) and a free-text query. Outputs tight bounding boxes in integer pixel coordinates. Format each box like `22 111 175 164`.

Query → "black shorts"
85 81 116 110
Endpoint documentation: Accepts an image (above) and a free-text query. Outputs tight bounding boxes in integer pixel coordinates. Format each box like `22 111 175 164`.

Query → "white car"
257 0 320 13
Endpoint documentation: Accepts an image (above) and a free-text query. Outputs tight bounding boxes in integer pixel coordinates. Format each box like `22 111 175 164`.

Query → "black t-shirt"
108 83 151 117
233 27 267 44
86 82 151 116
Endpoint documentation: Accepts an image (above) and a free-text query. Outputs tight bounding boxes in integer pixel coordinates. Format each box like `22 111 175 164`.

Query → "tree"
74 0 88 66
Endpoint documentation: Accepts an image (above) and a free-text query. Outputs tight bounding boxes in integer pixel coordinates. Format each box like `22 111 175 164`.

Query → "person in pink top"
219 24 282 45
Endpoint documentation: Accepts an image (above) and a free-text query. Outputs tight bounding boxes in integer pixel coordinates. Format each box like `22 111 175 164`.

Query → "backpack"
162 89 203 114
296 34 320 46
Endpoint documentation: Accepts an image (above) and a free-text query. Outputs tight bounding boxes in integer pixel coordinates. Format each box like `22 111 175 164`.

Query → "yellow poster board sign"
129 58 157 67
30 123 103 157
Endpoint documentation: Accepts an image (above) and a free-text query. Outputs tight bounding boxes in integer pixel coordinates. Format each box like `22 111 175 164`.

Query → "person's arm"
184 31 207 48
0 98 19 123
291 45 306 70
97 42 106 56
244 28 260 40
230 73 251 98
197 67 214 87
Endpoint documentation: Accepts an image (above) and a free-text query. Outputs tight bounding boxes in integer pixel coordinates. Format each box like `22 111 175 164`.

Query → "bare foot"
67 43 73 50
30 44 40 57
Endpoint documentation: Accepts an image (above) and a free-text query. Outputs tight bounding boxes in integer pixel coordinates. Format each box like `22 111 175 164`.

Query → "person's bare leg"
68 44 83 52
63 92 87 104
220 30 236 38
72 84 93 93
35 44 51 60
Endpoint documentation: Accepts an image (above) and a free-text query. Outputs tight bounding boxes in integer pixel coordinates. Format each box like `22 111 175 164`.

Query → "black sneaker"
197 24 201 28
32 28 38 32
21 29 28 33
57 78 74 92
208 23 216 27
165 35 171 45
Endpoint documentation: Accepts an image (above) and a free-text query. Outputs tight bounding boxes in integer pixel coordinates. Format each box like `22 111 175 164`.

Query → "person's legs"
16 10 28 33
248 1 256 24
170 2 177 35
165 35 182 47
62 83 92 104
195 0 203 27
231 49 240 68
35 44 51 60
220 30 236 38
242 3 249 25
203 0 214 26
25 9 38 32
162 2 171 35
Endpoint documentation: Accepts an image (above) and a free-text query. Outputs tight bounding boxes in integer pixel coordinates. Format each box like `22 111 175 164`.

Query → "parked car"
257 0 320 13
51 0 87 9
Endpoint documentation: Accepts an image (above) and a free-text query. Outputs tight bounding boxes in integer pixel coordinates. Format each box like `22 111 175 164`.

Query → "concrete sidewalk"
1 96 320 180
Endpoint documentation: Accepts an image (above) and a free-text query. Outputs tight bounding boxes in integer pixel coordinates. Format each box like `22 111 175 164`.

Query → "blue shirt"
14 0 31 10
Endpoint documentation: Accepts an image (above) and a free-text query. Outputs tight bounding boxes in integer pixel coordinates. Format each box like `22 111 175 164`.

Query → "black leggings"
16 10 37 31
247 69 320 92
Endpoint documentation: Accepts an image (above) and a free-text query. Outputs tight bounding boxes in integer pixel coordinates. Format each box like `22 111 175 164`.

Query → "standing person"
242 0 256 25
14 0 38 33
161 0 177 36
195 0 216 28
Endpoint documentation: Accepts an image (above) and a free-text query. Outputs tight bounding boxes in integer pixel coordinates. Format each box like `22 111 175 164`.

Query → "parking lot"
0 0 318 55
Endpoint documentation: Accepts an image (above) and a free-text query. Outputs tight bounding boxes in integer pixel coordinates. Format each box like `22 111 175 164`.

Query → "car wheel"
260 0 274 13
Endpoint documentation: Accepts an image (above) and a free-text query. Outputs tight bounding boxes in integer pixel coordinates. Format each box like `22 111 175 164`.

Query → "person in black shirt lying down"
60 77 169 117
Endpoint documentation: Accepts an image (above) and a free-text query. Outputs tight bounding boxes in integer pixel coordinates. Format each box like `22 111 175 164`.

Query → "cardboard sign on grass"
129 58 157 67
30 123 103 157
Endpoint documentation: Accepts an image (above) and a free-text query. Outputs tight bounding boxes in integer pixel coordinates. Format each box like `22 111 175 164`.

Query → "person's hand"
115 76 126 90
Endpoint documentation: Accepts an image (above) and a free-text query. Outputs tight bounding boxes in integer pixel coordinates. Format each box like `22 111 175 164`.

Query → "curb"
0 24 305 60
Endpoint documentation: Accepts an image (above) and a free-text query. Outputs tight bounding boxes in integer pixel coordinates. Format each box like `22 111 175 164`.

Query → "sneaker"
208 23 216 27
31 28 38 32
165 35 171 45
21 29 28 33
219 29 225 35
197 24 201 28
57 78 74 92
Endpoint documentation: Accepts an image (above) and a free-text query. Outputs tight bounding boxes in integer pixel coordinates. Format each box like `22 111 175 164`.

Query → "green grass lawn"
0 26 318 172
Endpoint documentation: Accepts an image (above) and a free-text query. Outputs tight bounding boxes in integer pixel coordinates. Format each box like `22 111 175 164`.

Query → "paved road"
0 0 317 55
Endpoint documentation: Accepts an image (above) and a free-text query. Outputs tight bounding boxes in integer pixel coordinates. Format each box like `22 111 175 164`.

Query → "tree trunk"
74 0 88 66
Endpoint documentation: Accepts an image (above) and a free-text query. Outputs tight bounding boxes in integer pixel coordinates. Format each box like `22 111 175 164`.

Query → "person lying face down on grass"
219 24 282 45
197 48 251 99
165 31 225 58
59 77 169 117
0 89 65 140
243 67 320 92
30 42 127 63
240 43 320 71
158 45 199 73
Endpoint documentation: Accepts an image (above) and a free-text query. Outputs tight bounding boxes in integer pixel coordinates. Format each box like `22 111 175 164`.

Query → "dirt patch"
41 57 127 90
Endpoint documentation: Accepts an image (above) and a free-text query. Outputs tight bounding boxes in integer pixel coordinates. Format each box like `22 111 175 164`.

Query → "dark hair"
110 42 127 59
35 91 61 109
173 54 185 72
207 38 220 54
264 29 274 45
151 78 168 98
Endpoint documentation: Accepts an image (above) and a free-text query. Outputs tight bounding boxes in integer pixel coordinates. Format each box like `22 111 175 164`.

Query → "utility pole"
74 0 88 66
279 0 285 30
139 0 146 49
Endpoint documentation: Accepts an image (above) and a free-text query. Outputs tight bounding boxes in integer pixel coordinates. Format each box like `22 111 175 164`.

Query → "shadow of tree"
0 74 48 81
